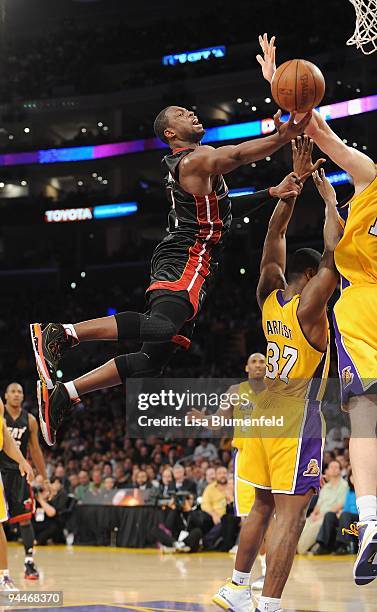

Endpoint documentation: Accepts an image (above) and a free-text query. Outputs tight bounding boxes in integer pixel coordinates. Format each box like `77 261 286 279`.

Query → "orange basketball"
271 59 325 113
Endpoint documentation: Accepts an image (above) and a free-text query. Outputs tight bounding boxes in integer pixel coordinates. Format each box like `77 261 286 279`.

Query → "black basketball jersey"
0 408 29 471
163 147 232 240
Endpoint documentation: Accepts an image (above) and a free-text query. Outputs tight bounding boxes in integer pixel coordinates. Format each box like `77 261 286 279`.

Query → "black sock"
20 524 35 561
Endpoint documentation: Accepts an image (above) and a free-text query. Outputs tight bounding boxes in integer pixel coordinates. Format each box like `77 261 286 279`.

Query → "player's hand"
292 135 326 182
256 33 276 83
270 172 303 200
312 167 337 205
274 110 312 143
19 460 34 484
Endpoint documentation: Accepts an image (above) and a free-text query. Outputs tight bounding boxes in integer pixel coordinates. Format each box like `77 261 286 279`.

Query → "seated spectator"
297 460 349 554
325 426 350 452
134 470 153 490
74 470 90 501
193 439 218 462
54 465 69 491
68 473 79 494
200 466 239 551
312 473 358 555
147 493 207 553
146 465 159 488
159 468 175 498
114 463 131 489
89 468 104 495
172 464 197 496
33 478 69 545
197 467 216 497
102 461 113 478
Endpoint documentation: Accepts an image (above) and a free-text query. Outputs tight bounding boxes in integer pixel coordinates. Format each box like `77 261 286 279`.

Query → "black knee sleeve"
115 351 165 381
20 523 35 556
115 311 178 343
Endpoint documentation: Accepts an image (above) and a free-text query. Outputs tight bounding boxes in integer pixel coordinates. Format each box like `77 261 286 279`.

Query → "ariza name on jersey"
266 319 293 340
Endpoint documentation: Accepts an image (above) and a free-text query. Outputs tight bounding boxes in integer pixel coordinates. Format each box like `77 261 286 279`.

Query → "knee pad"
115 311 178 342
140 312 178 342
115 351 164 381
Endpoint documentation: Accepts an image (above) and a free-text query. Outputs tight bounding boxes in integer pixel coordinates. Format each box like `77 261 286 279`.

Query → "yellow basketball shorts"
237 394 324 495
0 474 8 523
233 448 255 517
333 285 377 405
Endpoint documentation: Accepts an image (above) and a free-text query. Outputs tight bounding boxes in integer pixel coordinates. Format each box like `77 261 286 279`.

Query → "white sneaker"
0 575 19 591
213 579 254 611
229 544 238 555
174 541 191 553
353 520 377 585
251 575 265 590
160 546 176 554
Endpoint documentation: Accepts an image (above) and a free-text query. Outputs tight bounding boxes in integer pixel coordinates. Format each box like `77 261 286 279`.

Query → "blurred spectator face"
206 467 216 483
69 474 79 489
124 458 132 472
140 446 149 458
173 465 184 483
51 479 62 495
136 470 148 486
114 464 125 480
135 439 144 449
92 470 103 485
55 465 65 479
215 466 228 485
327 460 341 478
201 460 209 473
221 450 231 465
162 469 173 485
79 470 90 486
146 466 155 481
335 454 346 468
104 477 114 491
193 466 202 480
185 466 193 479
103 463 113 477
186 438 195 448
153 453 163 465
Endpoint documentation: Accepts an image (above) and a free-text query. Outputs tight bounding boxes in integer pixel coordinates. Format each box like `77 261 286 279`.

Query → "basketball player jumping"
0 398 34 592
31 103 314 447
259 32 377 587
213 139 341 612
0 383 51 580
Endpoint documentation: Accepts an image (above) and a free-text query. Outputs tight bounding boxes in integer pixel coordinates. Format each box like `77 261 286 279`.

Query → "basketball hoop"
347 0 377 54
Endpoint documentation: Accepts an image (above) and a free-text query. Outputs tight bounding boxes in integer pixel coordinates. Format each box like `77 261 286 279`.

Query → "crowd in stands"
1 0 358 103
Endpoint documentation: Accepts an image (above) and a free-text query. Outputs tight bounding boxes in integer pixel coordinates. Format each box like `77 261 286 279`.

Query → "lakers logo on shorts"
303 459 320 477
342 366 354 388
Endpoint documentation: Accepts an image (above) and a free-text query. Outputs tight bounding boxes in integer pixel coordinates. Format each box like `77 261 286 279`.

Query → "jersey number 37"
266 341 298 384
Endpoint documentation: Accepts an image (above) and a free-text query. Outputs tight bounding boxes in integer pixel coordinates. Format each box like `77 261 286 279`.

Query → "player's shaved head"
245 352 266 379
287 248 322 281
154 106 173 144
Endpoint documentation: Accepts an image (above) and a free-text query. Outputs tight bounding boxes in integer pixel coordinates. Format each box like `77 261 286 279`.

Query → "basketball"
271 59 325 112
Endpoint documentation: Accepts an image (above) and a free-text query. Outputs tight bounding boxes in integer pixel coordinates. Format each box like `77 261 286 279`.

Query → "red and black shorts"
2 470 35 524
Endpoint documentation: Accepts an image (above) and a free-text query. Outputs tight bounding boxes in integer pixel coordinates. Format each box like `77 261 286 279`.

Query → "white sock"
232 569 250 585
63 324 79 343
25 556 33 564
258 596 281 611
259 553 267 576
64 381 80 401
356 495 377 522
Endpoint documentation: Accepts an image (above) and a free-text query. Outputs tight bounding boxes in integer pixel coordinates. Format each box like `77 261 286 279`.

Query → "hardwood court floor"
5 544 376 612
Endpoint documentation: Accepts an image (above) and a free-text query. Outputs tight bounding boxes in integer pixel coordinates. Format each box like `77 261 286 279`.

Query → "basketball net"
347 0 377 54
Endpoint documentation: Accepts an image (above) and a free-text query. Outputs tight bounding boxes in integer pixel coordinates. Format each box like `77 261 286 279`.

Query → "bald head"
5 382 24 409
245 353 266 380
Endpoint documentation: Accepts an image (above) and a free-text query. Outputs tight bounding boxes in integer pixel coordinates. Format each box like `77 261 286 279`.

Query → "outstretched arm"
305 110 376 191
256 136 325 309
297 169 342 351
256 34 376 192
183 111 312 176
256 195 296 309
